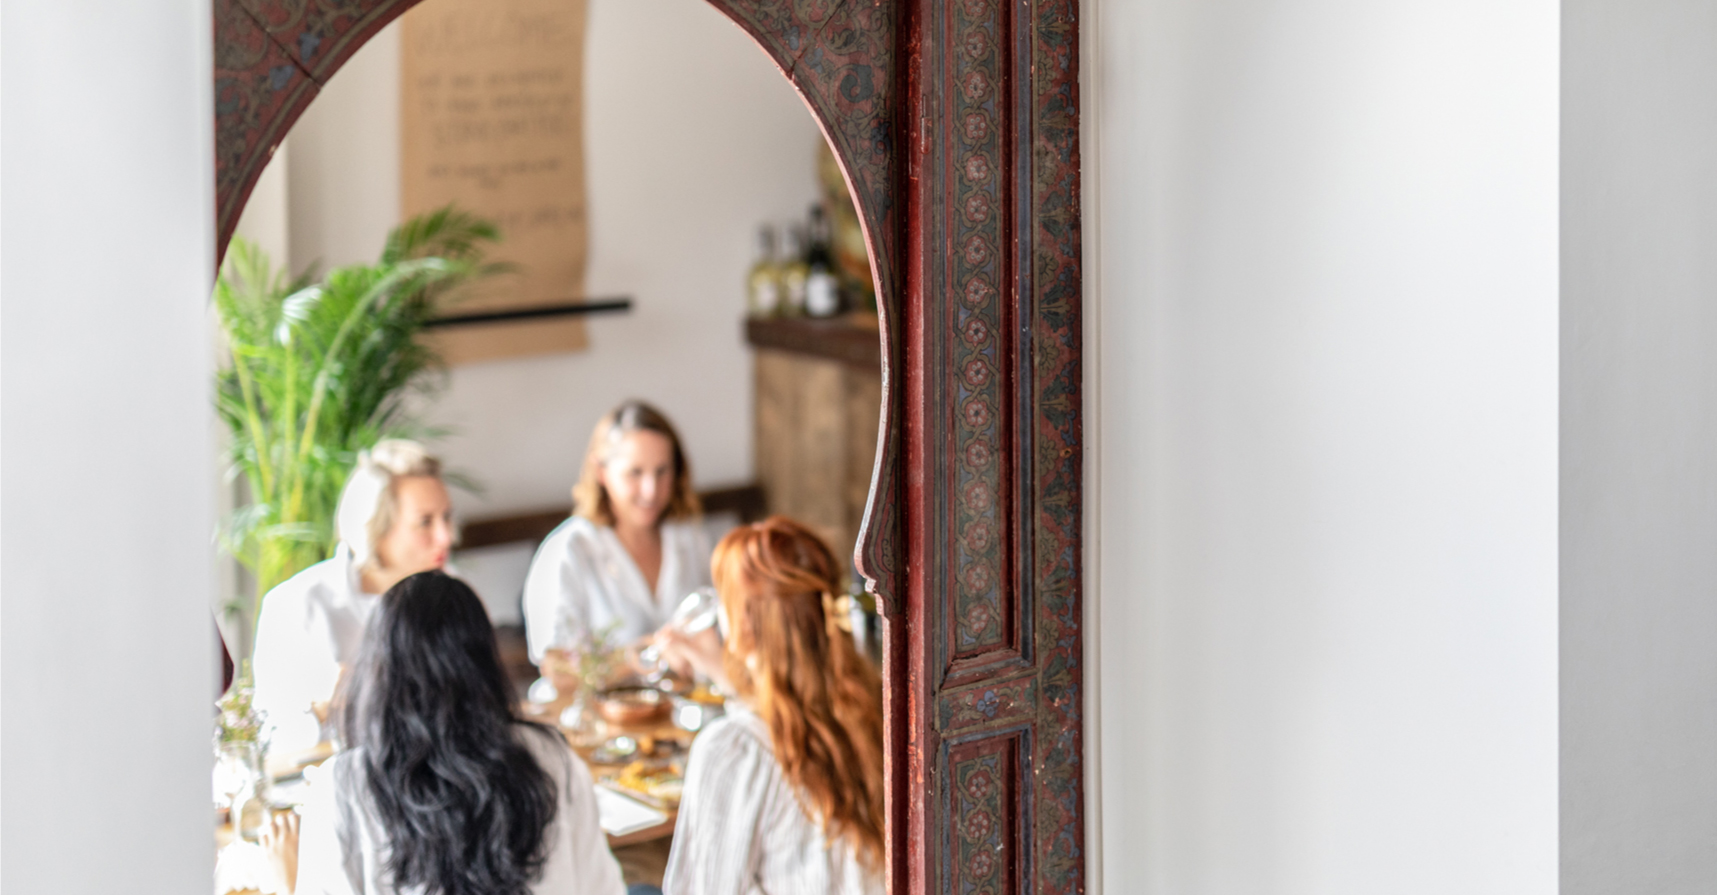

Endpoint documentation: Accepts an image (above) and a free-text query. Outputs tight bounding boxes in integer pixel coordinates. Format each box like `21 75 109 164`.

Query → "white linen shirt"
251 547 378 752
293 723 625 895
663 703 885 895
522 516 712 663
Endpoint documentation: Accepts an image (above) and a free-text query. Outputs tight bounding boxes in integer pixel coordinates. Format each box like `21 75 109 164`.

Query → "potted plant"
213 207 503 650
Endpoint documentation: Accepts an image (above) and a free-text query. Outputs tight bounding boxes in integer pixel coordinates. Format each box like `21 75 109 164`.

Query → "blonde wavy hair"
572 401 701 527
335 439 444 573
712 516 884 870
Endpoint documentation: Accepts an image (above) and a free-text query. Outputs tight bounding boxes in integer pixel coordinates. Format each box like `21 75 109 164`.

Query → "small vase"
560 688 606 749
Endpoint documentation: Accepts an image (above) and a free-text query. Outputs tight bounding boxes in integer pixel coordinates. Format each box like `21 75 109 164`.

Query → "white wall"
1087 1 1560 892
1 1 217 891
235 143 292 265
282 0 824 518
1561 1 1717 891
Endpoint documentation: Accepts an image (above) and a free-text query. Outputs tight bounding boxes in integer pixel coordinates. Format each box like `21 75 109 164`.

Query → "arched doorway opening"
214 0 901 591
210 2 1085 893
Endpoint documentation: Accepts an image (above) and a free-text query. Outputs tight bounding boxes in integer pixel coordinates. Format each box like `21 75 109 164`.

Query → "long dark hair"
340 571 558 895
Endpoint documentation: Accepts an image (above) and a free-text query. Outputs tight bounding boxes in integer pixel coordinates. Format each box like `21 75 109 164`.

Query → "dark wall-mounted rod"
424 297 634 329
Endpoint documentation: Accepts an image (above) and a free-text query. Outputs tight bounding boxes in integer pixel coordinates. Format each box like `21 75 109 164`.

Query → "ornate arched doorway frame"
212 2 1083 892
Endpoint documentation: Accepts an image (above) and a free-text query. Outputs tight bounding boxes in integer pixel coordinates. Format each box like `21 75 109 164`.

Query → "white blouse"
663 703 885 895
293 724 626 895
522 516 713 663
251 547 378 752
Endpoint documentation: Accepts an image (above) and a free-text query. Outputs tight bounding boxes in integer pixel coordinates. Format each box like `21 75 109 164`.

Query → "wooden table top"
518 692 694 846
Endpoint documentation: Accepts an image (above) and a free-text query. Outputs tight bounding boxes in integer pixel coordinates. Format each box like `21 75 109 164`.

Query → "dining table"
519 685 703 847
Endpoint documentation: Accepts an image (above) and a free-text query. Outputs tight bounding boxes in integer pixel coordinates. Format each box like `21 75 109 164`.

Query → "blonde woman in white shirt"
251 440 454 751
655 516 886 895
522 401 712 682
267 571 625 895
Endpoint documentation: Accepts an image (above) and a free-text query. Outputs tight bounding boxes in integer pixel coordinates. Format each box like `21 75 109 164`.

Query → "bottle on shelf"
804 204 842 318
780 224 810 317
746 224 783 318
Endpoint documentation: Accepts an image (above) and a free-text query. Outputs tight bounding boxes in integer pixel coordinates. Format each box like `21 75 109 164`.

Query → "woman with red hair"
655 516 885 895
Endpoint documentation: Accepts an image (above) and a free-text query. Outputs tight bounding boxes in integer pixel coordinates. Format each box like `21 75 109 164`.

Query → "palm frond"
211 206 502 649
381 205 502 264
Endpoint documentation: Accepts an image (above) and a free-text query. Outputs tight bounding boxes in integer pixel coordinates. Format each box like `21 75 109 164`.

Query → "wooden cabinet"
747 315 882 576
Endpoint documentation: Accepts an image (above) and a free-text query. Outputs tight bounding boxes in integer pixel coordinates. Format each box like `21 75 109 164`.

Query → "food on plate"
685 683 726 706
603 760 685 807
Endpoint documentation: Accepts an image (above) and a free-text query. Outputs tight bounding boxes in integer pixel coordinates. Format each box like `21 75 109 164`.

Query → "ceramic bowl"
597 687 670 726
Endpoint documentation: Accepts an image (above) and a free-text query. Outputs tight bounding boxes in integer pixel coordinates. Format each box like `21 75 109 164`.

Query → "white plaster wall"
284 0 824 518
1087 0 1561 891
235 142 292 265
1561 1 1717 891
1 0 217 890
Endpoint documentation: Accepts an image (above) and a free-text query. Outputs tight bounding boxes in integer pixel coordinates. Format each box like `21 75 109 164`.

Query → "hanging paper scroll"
401 0 589 364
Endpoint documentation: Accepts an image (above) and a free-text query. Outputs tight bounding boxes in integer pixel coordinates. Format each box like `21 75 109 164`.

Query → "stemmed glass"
528 606 582 706
214 669 269 842
638 587 721 683
214 739 265 841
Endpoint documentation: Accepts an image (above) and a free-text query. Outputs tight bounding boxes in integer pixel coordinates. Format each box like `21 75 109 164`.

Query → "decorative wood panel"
215 0 427 252
901 0 1083 893
942 0 1018 670
944 729 1028 895
210 2 1082 892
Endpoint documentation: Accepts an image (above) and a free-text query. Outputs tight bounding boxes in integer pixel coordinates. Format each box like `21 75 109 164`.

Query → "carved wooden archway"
213 2 1083 892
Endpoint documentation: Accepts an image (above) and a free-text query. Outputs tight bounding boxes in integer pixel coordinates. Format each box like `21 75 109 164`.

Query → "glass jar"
214 740 268 842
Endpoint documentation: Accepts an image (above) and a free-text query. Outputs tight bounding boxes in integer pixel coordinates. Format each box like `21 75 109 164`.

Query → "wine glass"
639 587 721 682
213 739 265 841
529 604 590 707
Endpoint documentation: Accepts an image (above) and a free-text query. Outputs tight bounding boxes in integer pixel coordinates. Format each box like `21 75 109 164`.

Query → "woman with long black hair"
279 570 625 895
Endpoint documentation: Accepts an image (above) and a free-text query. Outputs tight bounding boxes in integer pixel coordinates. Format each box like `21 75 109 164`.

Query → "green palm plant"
214 207 503 639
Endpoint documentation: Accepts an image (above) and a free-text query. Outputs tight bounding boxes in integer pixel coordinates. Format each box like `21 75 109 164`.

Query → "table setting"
214 589 730 894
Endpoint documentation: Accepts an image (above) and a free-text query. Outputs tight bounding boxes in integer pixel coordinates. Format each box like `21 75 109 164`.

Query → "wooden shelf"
744 314 881 369
747 314 882 571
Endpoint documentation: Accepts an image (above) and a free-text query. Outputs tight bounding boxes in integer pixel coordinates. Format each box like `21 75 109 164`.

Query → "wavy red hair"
712 516 885 870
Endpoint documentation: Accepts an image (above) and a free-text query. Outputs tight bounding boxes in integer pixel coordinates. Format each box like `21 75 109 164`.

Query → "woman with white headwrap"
251 439 454 752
